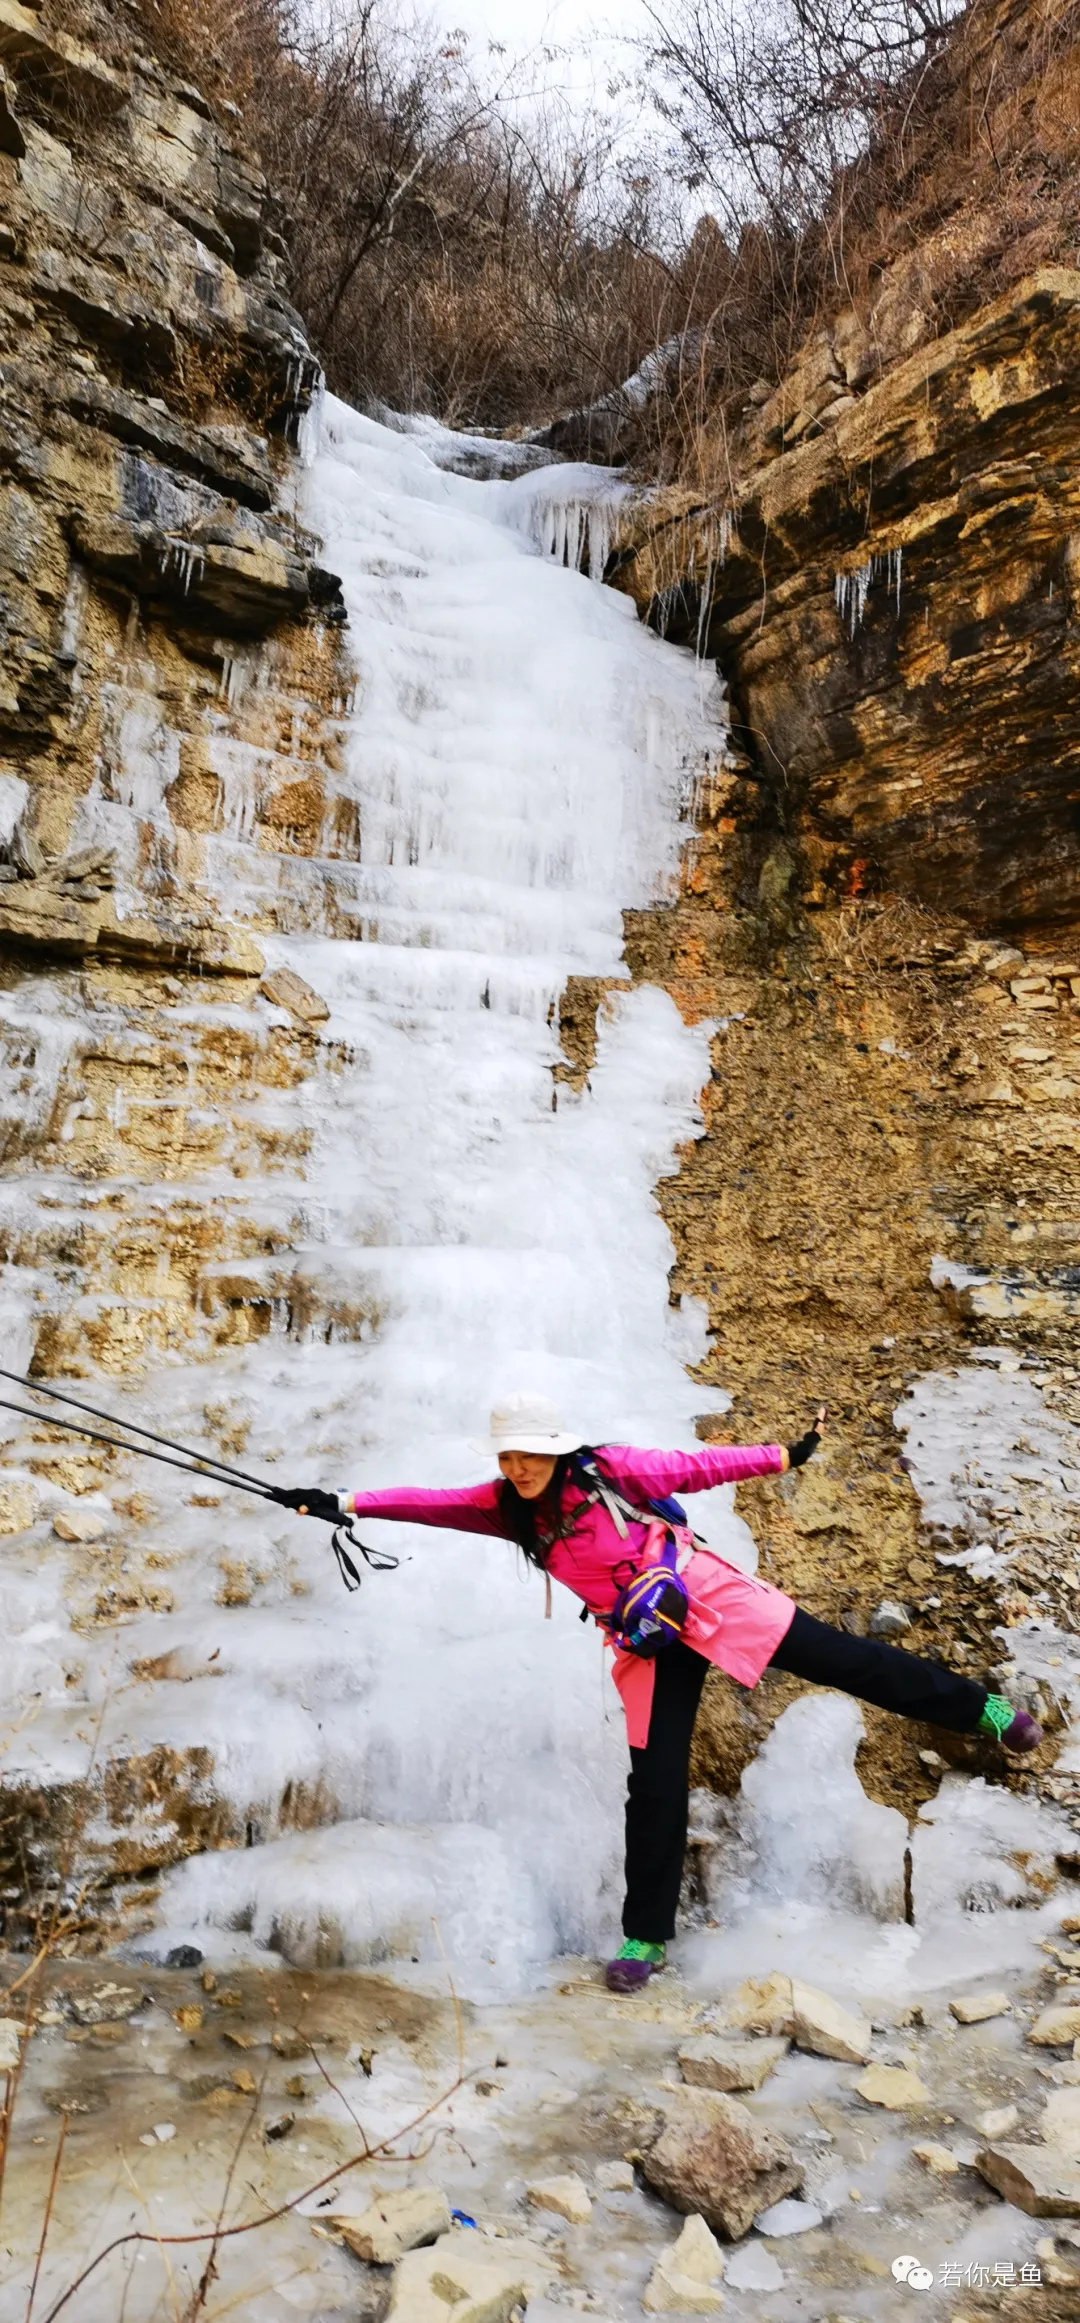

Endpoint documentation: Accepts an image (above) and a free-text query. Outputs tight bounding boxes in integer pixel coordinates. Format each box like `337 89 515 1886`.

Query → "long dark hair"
497 1450 592 1568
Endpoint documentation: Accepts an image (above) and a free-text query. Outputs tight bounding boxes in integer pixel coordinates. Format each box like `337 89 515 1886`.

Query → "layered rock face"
614 0 1080 930
0 0 339 862
0 0 353 1386
618 269 1080 929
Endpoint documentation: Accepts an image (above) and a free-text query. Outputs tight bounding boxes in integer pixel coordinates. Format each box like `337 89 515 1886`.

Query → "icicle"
834 548 903 637
498 465 632 585
297 369 327 469
695 559 715 663
164 539 205 596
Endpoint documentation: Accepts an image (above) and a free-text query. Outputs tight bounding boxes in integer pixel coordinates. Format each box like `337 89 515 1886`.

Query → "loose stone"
723 1974 871 2064
853 2066 930 2109
1029 2004 1080 2047
949 1993 1010 2025
911 2142 961 2175
643 2214 726 2313
678 2036 789 2093
526 2174 592 2226
976 2144 1080 2217
331 2189 453 2263
639 2090 803 2241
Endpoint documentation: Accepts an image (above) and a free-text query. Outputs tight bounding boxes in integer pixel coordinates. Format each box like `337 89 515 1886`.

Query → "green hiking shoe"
605 1938 666 1993
977 1693 1042 1753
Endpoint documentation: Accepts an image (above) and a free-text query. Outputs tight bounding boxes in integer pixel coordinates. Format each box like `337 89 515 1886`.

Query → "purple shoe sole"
605 1956 660 1994
1001 1711 1043 1754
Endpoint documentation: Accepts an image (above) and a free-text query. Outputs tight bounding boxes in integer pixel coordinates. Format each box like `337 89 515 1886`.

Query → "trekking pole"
0 1373 393 1593
0 1366 278 1495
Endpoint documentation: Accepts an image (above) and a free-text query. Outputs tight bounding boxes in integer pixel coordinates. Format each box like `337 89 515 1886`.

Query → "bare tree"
641 0 961 237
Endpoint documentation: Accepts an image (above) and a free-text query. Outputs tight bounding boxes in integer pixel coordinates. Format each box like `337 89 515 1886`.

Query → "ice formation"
733 1695 907 1919
495 460 634 580
1 398 744 1984
897 1352 1077 1539
911 1771 1067 1917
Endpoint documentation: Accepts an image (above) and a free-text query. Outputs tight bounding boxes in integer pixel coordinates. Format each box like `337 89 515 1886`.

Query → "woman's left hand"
784 1406 828 1470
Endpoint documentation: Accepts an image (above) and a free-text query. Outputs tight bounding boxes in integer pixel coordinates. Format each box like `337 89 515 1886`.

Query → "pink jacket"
347 1443 797 1747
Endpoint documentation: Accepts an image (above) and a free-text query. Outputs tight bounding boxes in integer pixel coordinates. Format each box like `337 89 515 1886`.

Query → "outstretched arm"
344 1481 508 1536
274 1478 510 1538
599 1410 827 1499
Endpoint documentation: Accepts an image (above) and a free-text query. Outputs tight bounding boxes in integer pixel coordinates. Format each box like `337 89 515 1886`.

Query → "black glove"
271 1487 342 1524
787 1423 822 1468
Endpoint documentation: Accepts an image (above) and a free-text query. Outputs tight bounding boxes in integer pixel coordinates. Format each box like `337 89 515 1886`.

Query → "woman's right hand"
272 1487 343 1523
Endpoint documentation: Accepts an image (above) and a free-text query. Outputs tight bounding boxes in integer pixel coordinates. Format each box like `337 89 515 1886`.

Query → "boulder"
949 1992 1009 2025
643 2214 726 2312
975 2143 1080 2217
854 2066 930 2110
387 2231 552 2323
331 2187 452 2263
1029 2004 1080 2047
260 966 331 1025
723 1973 870 2064
679 2035 789 2093
639 2090 803 2241
525 2173 592 2225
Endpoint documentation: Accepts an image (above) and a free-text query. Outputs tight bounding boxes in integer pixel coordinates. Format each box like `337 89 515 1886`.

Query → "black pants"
621 1608 988 1944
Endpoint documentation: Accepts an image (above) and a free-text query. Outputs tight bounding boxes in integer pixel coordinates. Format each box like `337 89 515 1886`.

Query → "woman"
279 1392 1041 1993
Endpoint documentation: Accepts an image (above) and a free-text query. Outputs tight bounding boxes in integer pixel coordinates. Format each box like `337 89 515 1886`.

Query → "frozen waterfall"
3 400 746 1989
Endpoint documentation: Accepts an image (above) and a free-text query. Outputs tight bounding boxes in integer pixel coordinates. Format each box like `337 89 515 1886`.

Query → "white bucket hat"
471 1391 583 1458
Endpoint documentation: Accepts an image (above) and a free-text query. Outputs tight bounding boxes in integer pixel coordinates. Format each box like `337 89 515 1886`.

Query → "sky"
444 0 651 55
438 0 655 107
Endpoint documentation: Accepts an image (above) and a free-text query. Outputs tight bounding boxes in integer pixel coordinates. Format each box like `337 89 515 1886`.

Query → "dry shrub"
122 0 703 430
86 0 1080 461
641 0 1080 480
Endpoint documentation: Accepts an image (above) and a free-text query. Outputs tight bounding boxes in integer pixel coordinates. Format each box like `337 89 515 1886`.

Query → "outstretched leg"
768 1607 1040 1749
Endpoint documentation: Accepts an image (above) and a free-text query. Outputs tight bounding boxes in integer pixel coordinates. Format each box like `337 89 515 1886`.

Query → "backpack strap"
573 1449 699 1545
